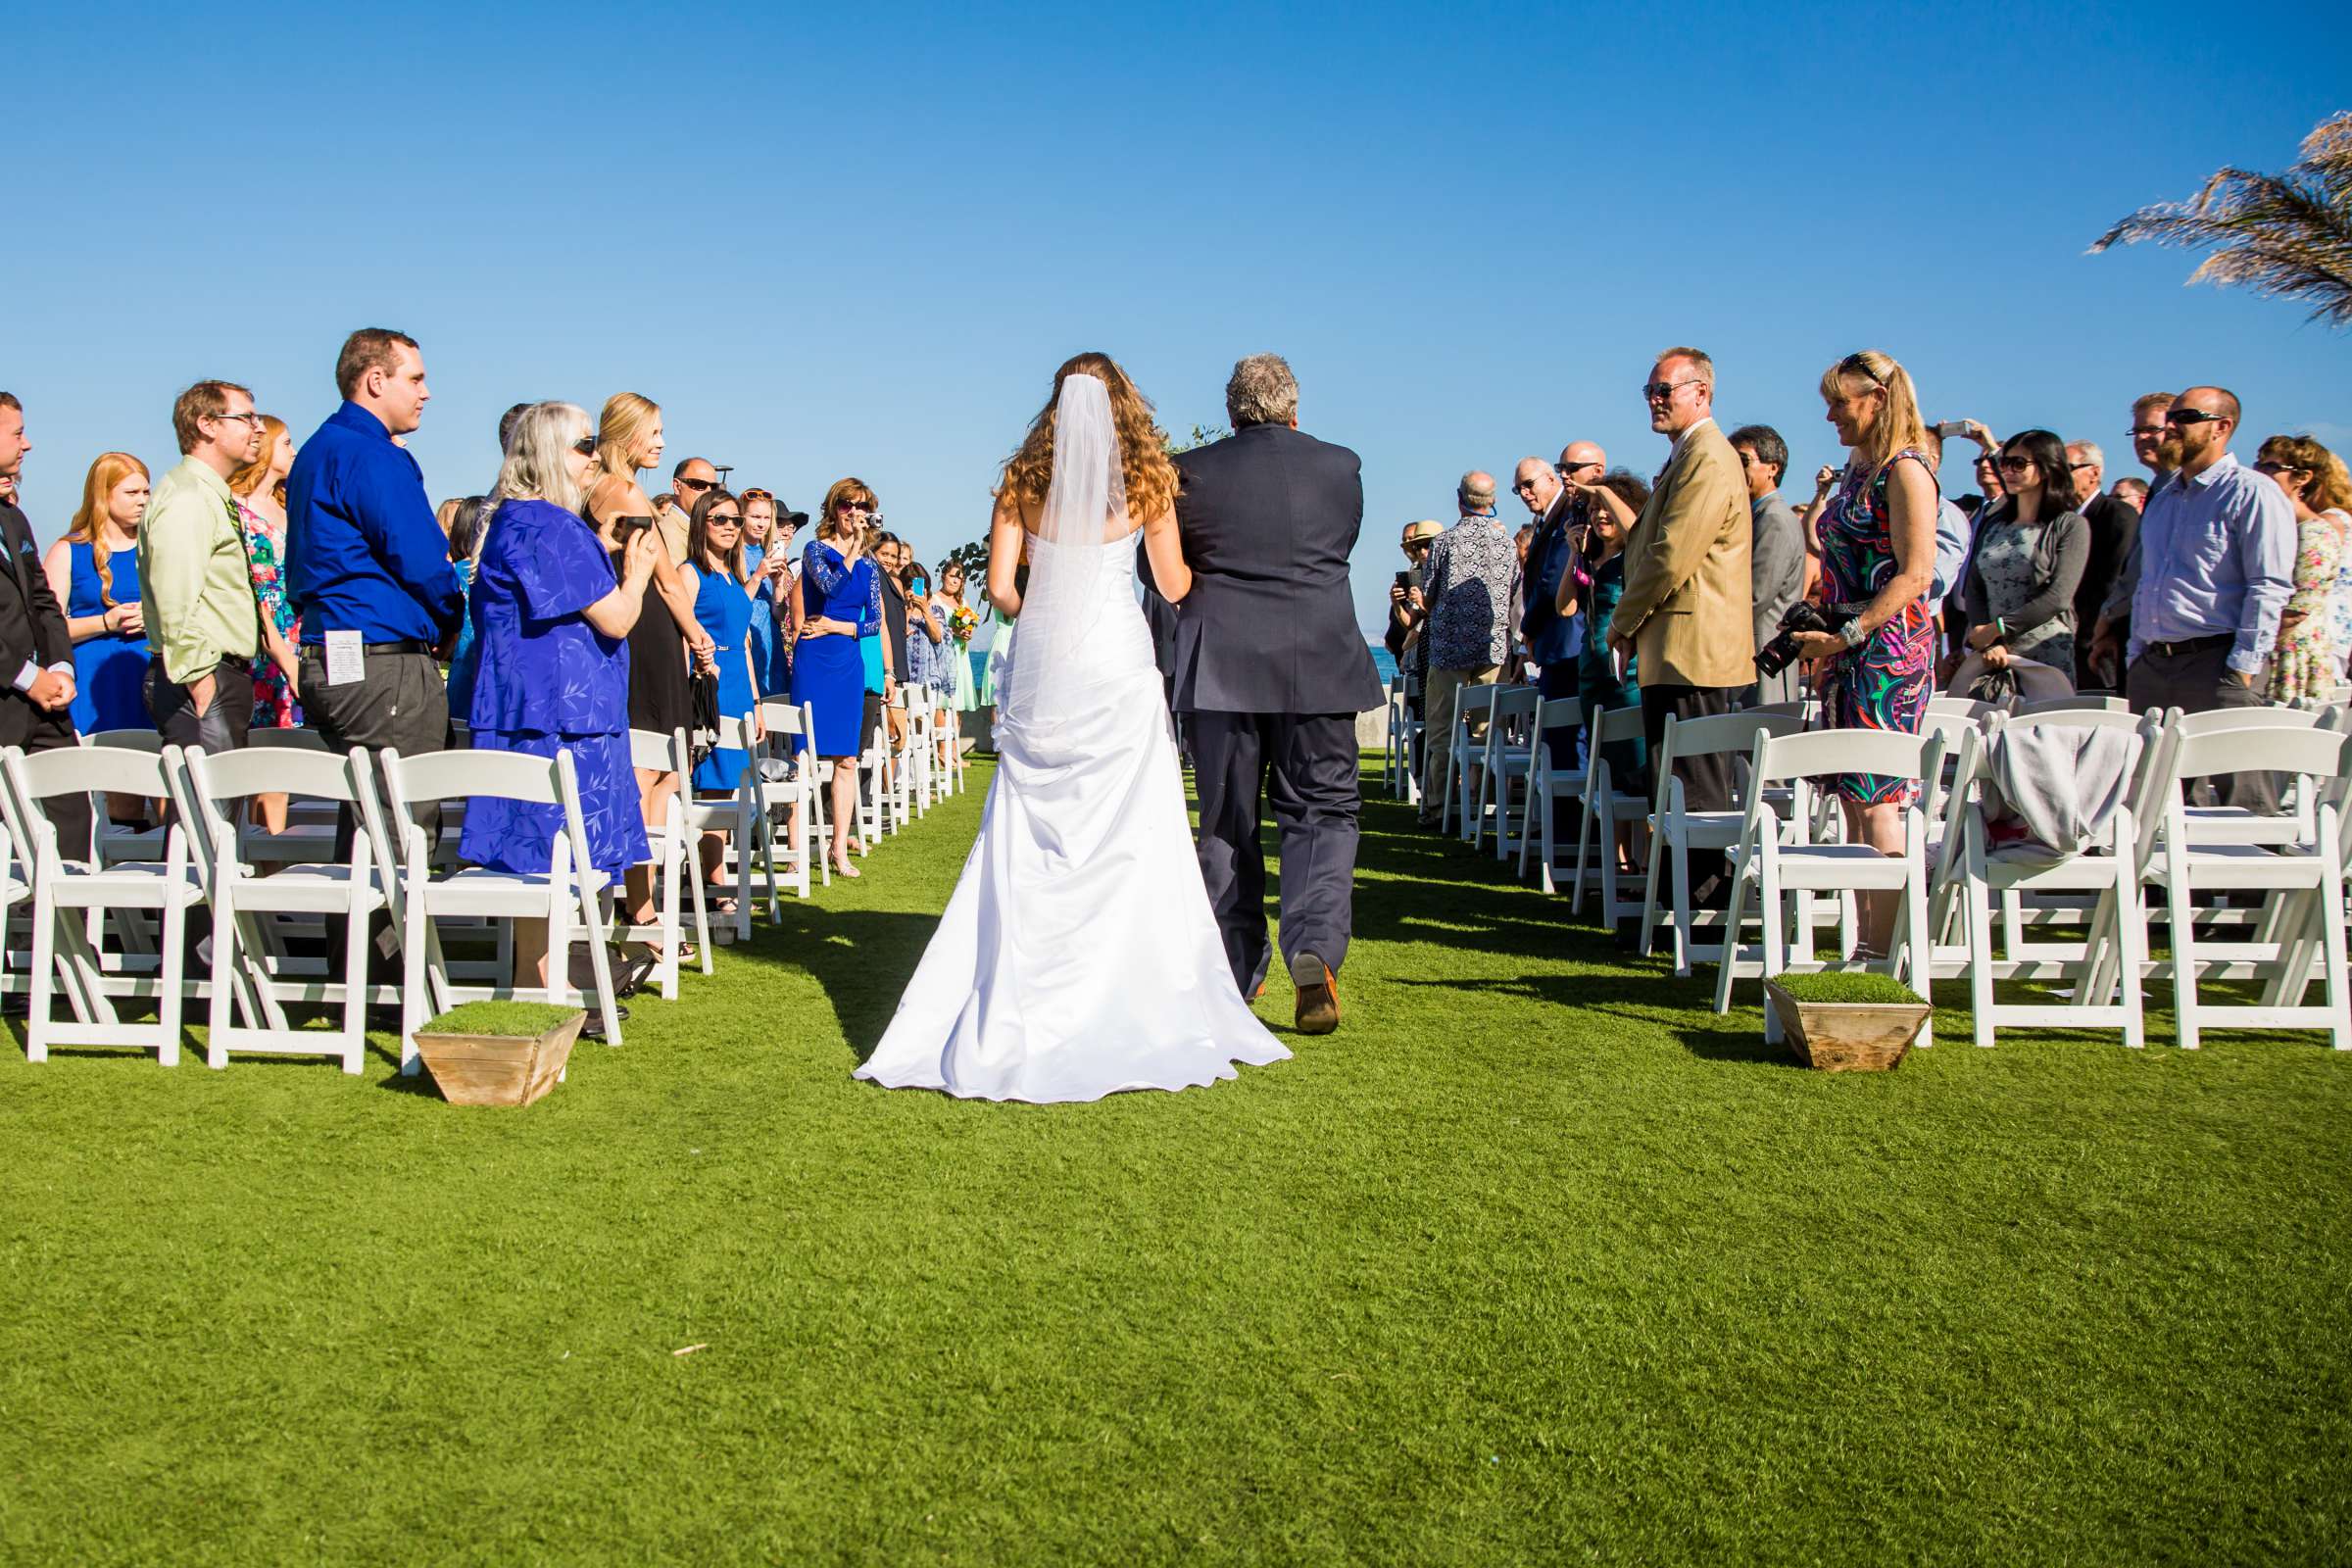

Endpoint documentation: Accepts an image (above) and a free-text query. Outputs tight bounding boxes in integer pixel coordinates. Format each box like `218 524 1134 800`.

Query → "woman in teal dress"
1567 469 1647 875
41 451 153 737
683 490 764 906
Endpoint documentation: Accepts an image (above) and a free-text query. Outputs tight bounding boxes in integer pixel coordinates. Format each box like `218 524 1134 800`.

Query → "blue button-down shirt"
285 402 464 645
1926 496 1971 619
2125 453 2295 674
1520 491 1586 666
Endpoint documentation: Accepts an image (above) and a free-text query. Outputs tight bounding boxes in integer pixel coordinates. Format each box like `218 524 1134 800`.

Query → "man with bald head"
2122 384 2294 811
661 456 719 564
1415 470 1515 823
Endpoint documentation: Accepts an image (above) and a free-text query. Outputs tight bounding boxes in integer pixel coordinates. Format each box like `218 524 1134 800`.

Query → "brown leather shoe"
1294 957 1340 1035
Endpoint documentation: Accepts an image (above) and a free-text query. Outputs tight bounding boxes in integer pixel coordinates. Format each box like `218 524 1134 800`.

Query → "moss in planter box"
1766 970 1923 1005
420 1001 583 1038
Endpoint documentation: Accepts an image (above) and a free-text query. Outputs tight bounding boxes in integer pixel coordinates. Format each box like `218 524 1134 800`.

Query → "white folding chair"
1439 682 1504 839
682 713 777 945
1573 705 1651 925
0 814 30 1004
1927 696 2003 722
182 745 391 1072
1714 727 1945 1047
2145 725 2351 1050
1473 684 1541 857
1639 710 1804 974
246 728 331 752
756 700 822 897
894 685 932 819
1394 671 1426 806
81 728 163 753
623 727 710 999
1954 712 2160 1050
2160 706 2324 851
368 747 624 1071
3 744 203 1065
854 708 893 849
1517 697 1587 891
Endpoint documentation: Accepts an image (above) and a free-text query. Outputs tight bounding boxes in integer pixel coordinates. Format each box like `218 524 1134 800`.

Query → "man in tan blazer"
1604 346 1753 906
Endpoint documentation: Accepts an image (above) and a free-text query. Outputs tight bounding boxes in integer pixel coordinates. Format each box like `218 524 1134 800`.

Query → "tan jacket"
1608 420 1754 688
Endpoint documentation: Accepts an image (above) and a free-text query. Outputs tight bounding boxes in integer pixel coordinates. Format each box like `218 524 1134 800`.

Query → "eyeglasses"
1641 379 1701 403
1996 455 2036 473
2251 461 2303 476
2067 461 2096 471
676 476 715 492
211 411 264 428
571 437 599 456
1510 477 1544 492
741 488 772 502
707 514 742 527
2163 408 2230 427
2129 423 2168 438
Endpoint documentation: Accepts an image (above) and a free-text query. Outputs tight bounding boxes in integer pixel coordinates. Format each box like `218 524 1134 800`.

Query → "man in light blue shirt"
2122 385 2295 812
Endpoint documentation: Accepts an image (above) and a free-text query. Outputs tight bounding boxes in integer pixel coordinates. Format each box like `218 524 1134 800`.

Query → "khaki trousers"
1420 662 1502 820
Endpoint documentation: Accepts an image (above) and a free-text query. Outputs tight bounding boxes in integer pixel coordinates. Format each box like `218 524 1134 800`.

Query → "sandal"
831 853 862 879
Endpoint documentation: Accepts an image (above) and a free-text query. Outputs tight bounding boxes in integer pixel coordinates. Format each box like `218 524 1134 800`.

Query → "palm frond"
2089 111 2352 327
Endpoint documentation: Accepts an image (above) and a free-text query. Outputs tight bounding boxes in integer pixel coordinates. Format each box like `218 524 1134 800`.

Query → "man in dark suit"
0 393 90 859
2065 439 2138 689
1172 355 1383 1034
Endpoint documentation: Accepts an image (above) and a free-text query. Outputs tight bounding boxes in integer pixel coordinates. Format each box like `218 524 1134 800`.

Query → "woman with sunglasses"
683 488 766 906
1958 429 2089 696
795 478 891 875
2252 434 2351 705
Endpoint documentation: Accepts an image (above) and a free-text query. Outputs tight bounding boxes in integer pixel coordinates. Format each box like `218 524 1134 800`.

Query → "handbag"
689 669 720 763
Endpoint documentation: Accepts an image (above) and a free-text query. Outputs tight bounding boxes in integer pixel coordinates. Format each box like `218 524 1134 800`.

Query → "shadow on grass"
733 900 943 1065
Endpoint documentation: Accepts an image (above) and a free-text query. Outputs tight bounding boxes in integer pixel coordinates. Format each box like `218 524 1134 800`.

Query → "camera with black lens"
1753 601 1854 678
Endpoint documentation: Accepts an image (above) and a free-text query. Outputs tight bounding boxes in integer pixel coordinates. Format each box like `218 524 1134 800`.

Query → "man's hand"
1964 623 1999 651
1607 629 1633 660
188 671 216 716
2232 666 2259 688
25 668 73 711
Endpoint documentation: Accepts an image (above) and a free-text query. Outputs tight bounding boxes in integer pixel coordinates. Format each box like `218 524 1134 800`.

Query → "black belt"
2143 633 2232 658
303 639 433 657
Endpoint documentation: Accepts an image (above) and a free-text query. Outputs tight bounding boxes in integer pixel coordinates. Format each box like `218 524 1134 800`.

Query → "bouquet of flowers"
949 606 980 647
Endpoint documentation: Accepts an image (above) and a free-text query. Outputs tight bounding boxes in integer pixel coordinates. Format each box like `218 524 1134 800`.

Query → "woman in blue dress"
40 452 153 737
460 402 662 991
682 489 765 906
793 478 891 876
739 489 789 698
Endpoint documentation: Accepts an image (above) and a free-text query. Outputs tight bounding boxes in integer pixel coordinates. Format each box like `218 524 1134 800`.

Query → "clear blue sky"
8 2 2346 634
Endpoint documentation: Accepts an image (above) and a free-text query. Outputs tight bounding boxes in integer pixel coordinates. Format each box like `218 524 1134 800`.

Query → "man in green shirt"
139 379 264 752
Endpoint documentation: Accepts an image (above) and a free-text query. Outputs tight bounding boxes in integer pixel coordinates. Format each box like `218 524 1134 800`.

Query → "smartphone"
1934 419 1968 440
1395 569 1413 592
614 514 655 538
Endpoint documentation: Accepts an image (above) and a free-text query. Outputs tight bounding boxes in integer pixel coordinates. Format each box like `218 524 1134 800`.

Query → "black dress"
587 504 693 743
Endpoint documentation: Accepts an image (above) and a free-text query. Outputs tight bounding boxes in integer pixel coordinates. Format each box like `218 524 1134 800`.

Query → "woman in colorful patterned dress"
229 416 303 834
2254 434 2350 705
1789 350 1939 956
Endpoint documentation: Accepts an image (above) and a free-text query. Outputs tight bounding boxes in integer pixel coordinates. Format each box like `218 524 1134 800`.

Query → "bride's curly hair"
997 352 1179 521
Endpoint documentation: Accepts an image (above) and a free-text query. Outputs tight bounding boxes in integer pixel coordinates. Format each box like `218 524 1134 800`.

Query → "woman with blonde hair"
855 351 1287 1102
227 416 302 738
2252 433 2350 704
581 392 714 929
1788 349 1938 956
42 452 153 737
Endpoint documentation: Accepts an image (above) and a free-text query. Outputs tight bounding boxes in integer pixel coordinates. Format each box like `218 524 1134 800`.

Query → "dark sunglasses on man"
676 475 715 493
2163 408 2230 428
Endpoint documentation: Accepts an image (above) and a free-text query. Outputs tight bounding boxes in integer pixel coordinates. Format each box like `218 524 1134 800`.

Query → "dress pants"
1188 710 1360 998
1419 662 1500 822
0 699 88 861
144 656 255 755
1537 659 1583 846
2127 640 2278 814
301 646 453 973
1639 681 1740 910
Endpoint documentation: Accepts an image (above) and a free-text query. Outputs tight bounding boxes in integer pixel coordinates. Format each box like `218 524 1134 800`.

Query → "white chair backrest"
1535 697 1582 732
14 743 175 805
2167 725 2351 788
1492 685 1541 723
1749 727 1944 789
708 712 756 752
245 727 331 751
1591 705 1644 748
1456 684 1503 723
184 746 369 879
1661 710 1803 761
2013 694 2129 716
630 727 684 773
1990 708 2149 738
2169 706 2322 739
759 700 811 739
1740 698 1822 722
81 728 163 753
391 747 564 808
1927 696 2001 721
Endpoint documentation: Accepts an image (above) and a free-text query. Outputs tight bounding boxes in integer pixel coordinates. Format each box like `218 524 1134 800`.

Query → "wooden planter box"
1765 983 1928 1073
414 1010 585 1106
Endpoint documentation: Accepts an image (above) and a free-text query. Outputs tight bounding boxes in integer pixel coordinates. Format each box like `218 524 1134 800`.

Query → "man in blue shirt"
286 328 466 863
2122 384 2295 813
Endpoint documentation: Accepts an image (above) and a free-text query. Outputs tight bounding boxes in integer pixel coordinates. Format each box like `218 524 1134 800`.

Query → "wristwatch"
1838 619 1868 651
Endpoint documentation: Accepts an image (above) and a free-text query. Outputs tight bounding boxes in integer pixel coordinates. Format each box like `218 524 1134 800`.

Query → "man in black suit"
2065 439 2138 689
0 393 90 859
1171 355 1384 1034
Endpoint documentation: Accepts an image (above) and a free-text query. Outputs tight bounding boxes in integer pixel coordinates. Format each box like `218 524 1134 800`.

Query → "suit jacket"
2073 492 2138 648
1170 423 1385 714
1608 421 1753 689
1520 488 1584 667
0 500 74 745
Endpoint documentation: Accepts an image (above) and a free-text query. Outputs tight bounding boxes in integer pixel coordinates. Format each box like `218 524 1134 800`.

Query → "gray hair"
492 401 593 517
2068 440 2106 470
1225 353 1299 427
1655 345 1715 388
1461 469 1497 505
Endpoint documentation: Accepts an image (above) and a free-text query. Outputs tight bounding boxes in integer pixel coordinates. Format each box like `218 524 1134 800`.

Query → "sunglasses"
571 437 598 456
1996 455 2036 472
1641 379 1701 403
707 513 743 526
676 476 715 492
1555 461 1602 476
2067 461 2096 471
2163 408 2230 427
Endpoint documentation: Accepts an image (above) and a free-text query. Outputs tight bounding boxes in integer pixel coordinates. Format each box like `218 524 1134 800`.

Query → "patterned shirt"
1422 514 1517 670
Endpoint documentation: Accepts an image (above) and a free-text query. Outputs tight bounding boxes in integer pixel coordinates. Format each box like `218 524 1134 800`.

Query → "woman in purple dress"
1788 350 1938 957
460 402 662 990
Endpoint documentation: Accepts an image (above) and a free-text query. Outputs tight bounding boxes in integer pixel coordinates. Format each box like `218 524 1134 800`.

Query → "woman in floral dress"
228 416 303 834
2254 435 2350 705
1788 351 1939 956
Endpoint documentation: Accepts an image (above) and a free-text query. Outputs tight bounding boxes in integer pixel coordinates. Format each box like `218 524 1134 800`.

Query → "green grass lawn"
2 759 2347 1565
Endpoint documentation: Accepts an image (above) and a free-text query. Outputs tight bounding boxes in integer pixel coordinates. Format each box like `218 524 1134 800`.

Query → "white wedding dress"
855 377 1289 1102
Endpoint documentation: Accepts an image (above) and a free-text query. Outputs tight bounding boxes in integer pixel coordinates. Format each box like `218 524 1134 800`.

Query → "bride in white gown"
855 355 1290 1102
